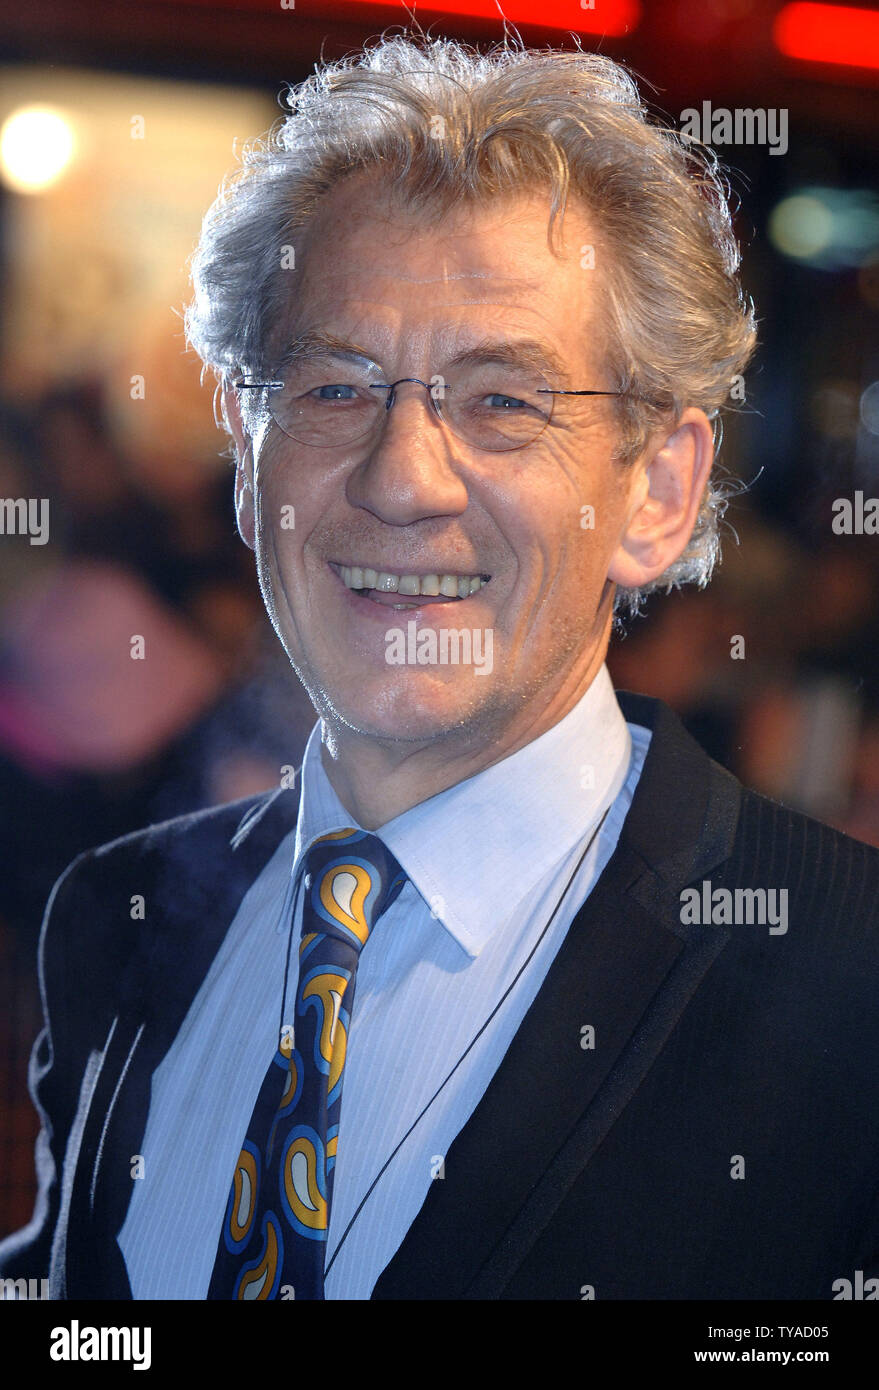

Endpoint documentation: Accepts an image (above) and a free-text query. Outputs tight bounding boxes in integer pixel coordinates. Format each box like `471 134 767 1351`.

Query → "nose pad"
377 379 447 443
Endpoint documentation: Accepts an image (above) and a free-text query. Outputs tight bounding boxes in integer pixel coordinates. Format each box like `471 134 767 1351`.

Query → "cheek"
547 438 632 557
487 439 624 581
252 444 325 560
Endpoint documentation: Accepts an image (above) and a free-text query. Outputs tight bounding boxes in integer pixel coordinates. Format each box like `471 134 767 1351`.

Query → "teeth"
338 565 488 598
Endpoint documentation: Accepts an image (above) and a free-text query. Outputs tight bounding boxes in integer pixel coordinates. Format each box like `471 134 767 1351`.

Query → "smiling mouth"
330 562 491 609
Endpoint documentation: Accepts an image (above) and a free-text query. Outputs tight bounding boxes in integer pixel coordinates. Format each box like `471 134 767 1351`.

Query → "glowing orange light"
773 3 879 72
339 0 640 36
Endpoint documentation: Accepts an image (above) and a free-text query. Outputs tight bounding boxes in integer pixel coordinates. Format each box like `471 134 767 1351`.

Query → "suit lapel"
59 1015 149 1299
373 694 742 1299
62 787 300 1299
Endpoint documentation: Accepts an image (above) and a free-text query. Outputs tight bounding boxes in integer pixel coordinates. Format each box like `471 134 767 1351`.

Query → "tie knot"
300 828 405 953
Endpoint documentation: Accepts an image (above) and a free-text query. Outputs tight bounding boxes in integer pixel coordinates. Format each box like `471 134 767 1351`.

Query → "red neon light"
338 0 640 36
773 3 879 71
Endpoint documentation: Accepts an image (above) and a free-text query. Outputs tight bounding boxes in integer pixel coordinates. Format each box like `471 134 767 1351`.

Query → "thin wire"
322 801 613 1281
277 872 300 1050
274 771 305 1047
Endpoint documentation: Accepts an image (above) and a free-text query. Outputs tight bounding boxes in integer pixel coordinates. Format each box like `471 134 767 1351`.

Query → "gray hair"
186 34 757 614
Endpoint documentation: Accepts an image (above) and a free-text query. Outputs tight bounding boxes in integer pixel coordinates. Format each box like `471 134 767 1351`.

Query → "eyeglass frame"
234 373 634 454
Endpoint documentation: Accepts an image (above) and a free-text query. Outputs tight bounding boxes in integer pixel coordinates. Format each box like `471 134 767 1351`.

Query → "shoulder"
53 782 303 910
719 783 879 975
37 786 300 1026
667 779 879 1063
79 786 294 879
619 685 879 885
616 687 879 972
733 781 879 889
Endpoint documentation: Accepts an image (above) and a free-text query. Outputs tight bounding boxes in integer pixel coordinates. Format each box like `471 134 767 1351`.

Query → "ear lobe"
607 408 714 591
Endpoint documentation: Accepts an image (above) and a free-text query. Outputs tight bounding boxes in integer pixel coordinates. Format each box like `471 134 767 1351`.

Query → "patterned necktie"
207 827 406 1300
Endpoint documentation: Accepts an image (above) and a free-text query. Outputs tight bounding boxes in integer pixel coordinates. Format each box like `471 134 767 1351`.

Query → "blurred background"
1 0 878 1238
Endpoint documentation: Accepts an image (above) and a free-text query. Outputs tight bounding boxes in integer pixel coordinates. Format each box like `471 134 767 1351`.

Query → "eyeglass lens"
265 357 556 453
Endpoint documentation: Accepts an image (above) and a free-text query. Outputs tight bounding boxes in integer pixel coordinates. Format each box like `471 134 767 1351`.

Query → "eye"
484 393 529 410
313 383 359 401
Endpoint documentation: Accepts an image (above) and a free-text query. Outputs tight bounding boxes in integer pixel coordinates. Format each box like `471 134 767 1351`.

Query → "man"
2 36 878 1301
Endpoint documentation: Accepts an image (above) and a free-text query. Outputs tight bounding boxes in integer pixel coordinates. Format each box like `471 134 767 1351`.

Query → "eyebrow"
444 339 569 383
283 330 380 370
282 330 569 382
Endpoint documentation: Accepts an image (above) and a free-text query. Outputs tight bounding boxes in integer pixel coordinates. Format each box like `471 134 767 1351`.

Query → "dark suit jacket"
2 691 878 1300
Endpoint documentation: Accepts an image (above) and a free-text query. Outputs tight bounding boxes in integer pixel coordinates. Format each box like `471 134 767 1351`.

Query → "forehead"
286 177 608 372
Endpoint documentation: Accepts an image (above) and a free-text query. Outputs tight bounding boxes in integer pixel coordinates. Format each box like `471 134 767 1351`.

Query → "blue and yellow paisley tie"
207 828 406 1300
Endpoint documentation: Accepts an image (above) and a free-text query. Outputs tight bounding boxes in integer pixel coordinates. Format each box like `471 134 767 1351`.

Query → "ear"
608 407 715 591
223 385 255 551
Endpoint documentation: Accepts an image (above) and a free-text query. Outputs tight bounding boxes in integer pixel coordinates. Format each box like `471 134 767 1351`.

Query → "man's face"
238 180 646 751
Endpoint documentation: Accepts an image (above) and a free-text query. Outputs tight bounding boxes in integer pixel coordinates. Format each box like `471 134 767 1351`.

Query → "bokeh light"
0 105 76 194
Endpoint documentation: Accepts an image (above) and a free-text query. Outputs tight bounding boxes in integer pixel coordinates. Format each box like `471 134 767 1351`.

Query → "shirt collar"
294 663 632 959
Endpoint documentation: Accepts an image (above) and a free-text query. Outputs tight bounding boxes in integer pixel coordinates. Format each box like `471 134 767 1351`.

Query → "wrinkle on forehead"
301 239 547 294
307 268 543 304
323 266 539 287
298 179 578 280
278 180 608 375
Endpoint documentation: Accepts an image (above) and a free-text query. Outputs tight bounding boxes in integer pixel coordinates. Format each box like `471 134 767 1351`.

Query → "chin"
311 669 499 745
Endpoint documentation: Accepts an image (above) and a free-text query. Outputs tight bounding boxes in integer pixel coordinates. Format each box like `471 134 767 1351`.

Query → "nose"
344 380 469 526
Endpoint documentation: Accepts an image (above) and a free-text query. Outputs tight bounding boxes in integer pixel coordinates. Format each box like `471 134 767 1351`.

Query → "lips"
353 588 460 607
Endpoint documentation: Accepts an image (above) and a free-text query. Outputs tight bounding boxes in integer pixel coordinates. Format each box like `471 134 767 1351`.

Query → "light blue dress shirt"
119 664 650 1298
